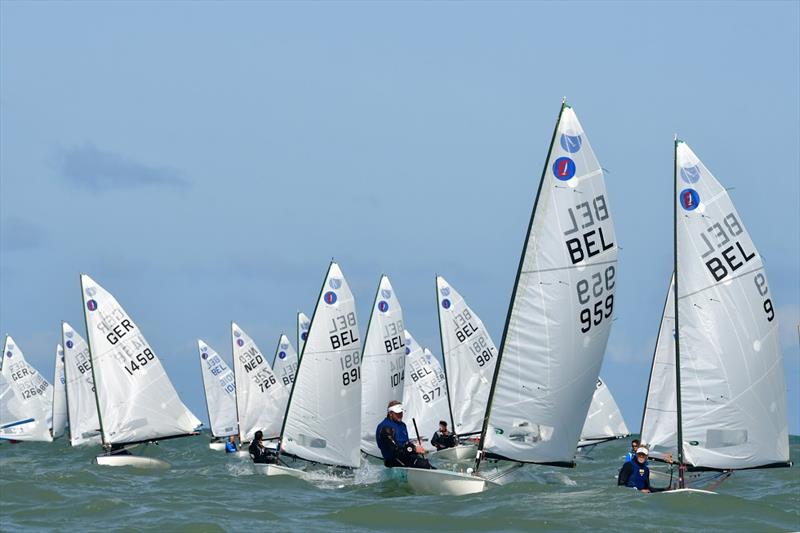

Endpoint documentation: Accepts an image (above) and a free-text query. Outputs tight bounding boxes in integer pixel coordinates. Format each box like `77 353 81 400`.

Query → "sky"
1 1 798 436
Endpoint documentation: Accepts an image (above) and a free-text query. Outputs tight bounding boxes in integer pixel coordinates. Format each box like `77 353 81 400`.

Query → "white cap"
636 447 649 455
388 403 404 414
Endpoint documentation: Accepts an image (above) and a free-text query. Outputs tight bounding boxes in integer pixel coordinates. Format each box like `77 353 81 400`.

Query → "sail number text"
564 194 614 264
699 212 756 282
576 265 615 333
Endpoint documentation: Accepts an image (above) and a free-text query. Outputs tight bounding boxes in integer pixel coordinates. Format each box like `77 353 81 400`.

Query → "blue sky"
2 1 798 435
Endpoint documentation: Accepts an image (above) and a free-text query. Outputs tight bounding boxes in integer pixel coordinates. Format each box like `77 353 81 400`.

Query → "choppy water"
1 435 798 532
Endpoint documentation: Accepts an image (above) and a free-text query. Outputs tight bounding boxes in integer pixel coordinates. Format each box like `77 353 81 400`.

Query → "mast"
230 323 243 443
198 342 215 439
673 136 685 489
474 99 568 472
435 276 458 435
81 275 107 448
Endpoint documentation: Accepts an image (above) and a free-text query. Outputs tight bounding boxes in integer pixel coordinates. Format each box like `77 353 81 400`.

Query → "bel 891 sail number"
576 265 615 333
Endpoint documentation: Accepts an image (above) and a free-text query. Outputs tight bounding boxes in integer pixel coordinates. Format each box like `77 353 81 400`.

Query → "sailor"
248 430 278 464
376 400 434 469
225 435 238 454
624 438 640 462
430 420 457 450
617 446 659 492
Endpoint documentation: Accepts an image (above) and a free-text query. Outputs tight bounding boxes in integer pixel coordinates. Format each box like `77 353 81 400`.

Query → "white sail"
80 274 201 445
482 104 618 465
671 141 789 469
51 344 68 439
272 334 299 389
231 323 288 442
360 275 406 457
0 336 53 442
281 262 363 468
197 340 238 438
436 276 497 436
402 330 450 446
578 377 629 446
62 322 102 446
297 312 310 356
639 275 678 459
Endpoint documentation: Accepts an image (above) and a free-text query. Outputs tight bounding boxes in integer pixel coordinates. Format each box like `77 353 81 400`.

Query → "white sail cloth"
360 275 406 457
0 336 53 442
272 335 299 388
231 324 288 442
402 330 451 447
281 262 363 468
62 322 102 446
81 274 201 445
198 340 238 438
578 377 629 445
297 312 310 356
436 276 496 436
483 105 617 465
51 344 68 439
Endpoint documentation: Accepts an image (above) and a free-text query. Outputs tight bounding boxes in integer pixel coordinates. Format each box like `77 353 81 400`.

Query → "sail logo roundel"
553 157 576 181
378 300 389 312
66 340 74 349
680 188 700 211
86 299 98 311
301 332 308 341
201 352 208 359
5 351 11 359
329 278 343 289
324 291 338 305
381 289 392 299
680 165 701 184
236 339 244 347
441 298 451 309
560 134 582 153
278 351 287 359
440 287 450 297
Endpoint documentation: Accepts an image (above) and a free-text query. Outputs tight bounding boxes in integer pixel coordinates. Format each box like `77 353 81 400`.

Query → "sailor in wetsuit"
248 430 278 464
375 400 434 469
225 435 238 454
430 420 457 451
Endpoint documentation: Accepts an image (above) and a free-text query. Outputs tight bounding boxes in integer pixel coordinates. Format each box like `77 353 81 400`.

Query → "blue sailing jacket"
375 417 409 461
225 441 237 453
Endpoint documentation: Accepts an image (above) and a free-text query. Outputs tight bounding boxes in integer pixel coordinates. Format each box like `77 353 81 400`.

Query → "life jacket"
626 460 649 490
625 451 635 463
375 417 409 461
225 441 237 453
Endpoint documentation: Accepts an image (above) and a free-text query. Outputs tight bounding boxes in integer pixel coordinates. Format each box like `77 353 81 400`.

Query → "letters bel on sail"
483 104 618 465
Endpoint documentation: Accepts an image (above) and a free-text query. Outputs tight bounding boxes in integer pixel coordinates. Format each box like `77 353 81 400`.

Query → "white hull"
255 463 306 478
234 450 250 459
95 454 170 469
403 468 492 495
208 442 226 451
430 444 475 462
664 488 717 495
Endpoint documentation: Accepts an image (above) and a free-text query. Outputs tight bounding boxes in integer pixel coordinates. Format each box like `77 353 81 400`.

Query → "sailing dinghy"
402 330 450 452
0 336 53 442
61 322 102 446
51 344 68 439
639 140 791 492
577 377 629 449
406 100 618 494
264 262 363 477
198 340 238 450
81 274 201 467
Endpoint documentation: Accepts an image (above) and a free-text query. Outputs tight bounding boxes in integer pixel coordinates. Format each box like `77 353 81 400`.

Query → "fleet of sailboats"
0 102 791 499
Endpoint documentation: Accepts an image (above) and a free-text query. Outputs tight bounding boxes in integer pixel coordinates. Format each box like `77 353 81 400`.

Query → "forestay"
51 344 68 439
297 312 310 356
436 276 496 436
402 330 450 445
230 324 288 442
197 340 237 439
578 377 629 446
281 262 363 468
0 336 53 442
671 141 789 469
481 104 618 465
272 335 299 389
62 322 102 446
80 274 201 445
360 275 406 457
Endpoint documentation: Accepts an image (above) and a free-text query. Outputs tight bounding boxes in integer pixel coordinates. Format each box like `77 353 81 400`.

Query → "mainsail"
272 334 299 388
197 340 238 439
436 276 497 436
51 344 68 439
280 262 363 468
479 103 618 466
230 324 288 442
360 275 406 457
80 274 201 446
0 336 53 442
297 311 310 356
578 377 629 447
658 140 789 471
62 322 102 446
402 330 450 445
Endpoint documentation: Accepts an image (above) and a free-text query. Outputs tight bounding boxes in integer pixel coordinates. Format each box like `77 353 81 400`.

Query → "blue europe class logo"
66 340 74 349
680 188 700 211
86 299 98 311
85 287 96 297
680 165 701 184
381 289 392 299
378 300 389 312
329 278 342 289
553 157 576 181
441 298 451 309
440 287 450 297
234 330 241 338
405 347 411 355
236 339 244 347
301 332 308 341
324 291 337 304
65 331 73 339
280 343 289 350
278 351 287 359
560 134 582 153
201 352 208 359
5 351 11 358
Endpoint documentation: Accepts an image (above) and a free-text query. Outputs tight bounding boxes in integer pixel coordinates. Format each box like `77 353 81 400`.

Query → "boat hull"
208 442 226 451
403 468 491 495
95 455 170 469
430 444 475 462
255 464 306 478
